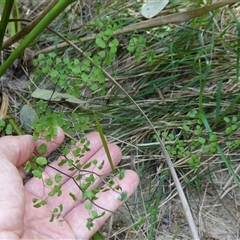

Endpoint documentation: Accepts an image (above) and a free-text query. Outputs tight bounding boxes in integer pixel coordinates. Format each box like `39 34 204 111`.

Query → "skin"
0 128 139 239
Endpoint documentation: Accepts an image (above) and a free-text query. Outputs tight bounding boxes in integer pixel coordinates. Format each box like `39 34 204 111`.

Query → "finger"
25 132 105 192
24 132 104 197
0 135 34 167
65 170 139 239
46 132 107 182
24 141 122 216
0 135 34 234
19 127 65 178
43 143 122 215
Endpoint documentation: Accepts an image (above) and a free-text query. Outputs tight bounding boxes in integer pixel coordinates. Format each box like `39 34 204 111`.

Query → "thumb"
0 135 34 167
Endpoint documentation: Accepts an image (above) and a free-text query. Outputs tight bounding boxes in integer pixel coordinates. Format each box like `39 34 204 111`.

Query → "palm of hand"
0 130 139 239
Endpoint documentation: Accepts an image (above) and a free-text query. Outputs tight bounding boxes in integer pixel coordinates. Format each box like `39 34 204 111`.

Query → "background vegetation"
0 0 240 239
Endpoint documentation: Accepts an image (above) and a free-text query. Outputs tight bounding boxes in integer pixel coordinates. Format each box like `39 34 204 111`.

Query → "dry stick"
49 29 200 239
113 0 238 34
35 0 237 56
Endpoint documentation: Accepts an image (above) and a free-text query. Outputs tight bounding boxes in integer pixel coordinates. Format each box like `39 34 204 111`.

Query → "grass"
2 0 240 239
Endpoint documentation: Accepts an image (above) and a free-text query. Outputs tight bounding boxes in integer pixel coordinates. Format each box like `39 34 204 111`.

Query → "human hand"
0 128 139 239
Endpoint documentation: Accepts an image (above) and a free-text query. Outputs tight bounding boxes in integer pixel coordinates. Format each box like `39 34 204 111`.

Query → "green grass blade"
0 0 14 49
213 93 240 129
0 0 76 77
94 112 115 172
92 231 105 240
228 7 240 82
215 80 222 121
199 74 240 189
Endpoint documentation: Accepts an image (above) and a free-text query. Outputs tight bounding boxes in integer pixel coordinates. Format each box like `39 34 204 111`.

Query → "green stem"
0 0 76 77
0 0 14 49
13 0 21 32
6 114 23 135
1 0 59 50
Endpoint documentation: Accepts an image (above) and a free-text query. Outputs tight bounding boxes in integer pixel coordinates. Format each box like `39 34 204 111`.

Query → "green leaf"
104 28 113 37
32 59 38 66
75 174 82 181
46 58 53 65
231 124 238 131
92 56 100 66
5 124 12 135
224 117 230 123
225 127 232 135
232 116 237 122
36 157 47 166
87 218 94 230
42 66 50 74
32 198 38 203
209 134 217 142
32 131 39 141
127 37 137 53
53 207 58 213
45 178 53 186
98 50 106 58
108 179 114 187
32 169 42 179
32 89 84 104
183 125 189 131
40 200 47 206
72 67 81 74
48 52 56 58
83 162 91 169
98 161 104 170
85 203 92 210
33 203 41 208
48 185 61 197
50 69 59 77
96 37 106 48
38 53 45 60
194 129 202 136
24 161 32 173
118 169 125 180
91 210 99 218
49 214 54 222
38 143 47 154
85 174 94 183
211 142 217 148
118 191 128 201
69 192 77 201
54 172 62 183
74 59 80 65
198 137 206 144
235 139 240 145
92 159 97 165
59 204 63 212
82 191 95 200
90 83 99 91
0 119 5 127
63 58 70 64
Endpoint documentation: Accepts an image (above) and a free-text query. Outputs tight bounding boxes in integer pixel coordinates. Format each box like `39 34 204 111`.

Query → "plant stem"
0 0 76 77
0 0 14 50
1 0 59 50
